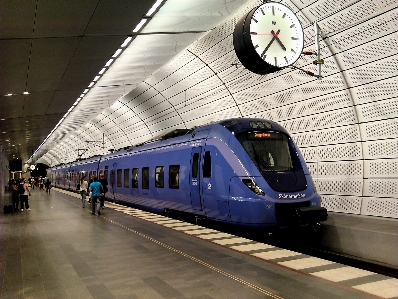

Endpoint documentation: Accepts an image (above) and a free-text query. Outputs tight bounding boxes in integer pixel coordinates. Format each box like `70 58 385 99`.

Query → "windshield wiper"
251 144 275 172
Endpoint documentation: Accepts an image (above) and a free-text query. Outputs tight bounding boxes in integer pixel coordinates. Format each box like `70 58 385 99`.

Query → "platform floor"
1 188 397 299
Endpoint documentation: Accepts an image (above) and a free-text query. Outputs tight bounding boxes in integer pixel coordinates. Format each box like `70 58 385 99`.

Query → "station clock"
233 2 304 75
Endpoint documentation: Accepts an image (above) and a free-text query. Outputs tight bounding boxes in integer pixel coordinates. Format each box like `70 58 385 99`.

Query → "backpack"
18 183 25 195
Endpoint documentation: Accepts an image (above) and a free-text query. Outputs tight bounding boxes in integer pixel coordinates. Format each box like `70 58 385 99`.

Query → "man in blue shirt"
89 177 103 215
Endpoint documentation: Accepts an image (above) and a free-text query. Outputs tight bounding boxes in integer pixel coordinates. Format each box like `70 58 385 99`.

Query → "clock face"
249 2 304 68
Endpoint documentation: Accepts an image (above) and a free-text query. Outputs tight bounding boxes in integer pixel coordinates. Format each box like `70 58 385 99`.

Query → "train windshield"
237 131 293 172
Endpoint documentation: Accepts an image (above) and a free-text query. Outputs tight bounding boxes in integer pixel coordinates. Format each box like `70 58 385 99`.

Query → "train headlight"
242 179 265 195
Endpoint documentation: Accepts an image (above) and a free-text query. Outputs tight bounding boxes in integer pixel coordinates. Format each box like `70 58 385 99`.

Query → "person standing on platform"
19 178 31 211
89 177 103 215
11 179 19 211
88 174 94 203
44 179 52 193
79 176 88 208
99 173 108 209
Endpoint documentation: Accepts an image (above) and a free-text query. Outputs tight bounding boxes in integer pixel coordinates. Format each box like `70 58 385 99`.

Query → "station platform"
1 188 397 299
320 212 398 268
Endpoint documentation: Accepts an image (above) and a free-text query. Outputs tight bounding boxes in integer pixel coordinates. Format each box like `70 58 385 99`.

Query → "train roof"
218 118 288 135
52 118 288 168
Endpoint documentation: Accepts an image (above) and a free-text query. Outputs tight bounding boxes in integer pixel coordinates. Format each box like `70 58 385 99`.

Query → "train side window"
132 168 138 188
142 167 149 189
155 166 164 188
169 165 180 189
192 153 199 178
203 151 211 177
117 169 122 187
124 169 129 188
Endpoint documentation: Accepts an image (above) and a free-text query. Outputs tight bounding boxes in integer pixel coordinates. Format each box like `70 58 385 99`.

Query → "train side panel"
100 143 195 214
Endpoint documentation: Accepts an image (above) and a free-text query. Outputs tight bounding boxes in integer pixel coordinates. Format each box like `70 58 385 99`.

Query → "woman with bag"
79 176 88 208
11 179 19 211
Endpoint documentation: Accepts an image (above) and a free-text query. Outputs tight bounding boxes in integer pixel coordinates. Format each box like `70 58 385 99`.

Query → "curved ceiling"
1 0 397 218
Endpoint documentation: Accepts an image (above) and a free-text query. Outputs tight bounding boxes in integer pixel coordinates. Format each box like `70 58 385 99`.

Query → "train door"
190 147 202 210
131 167 139 197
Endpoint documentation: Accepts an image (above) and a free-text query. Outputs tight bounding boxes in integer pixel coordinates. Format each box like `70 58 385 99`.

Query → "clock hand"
261 29 281 57
251 33 276 36
271 30 286 51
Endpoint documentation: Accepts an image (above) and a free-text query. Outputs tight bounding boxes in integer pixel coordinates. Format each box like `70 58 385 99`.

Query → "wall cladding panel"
321 195 362 214
317 178 363 196
355 78 398 105
364 179 398 197
266 106 358 132
311 161 363 178
292 124 360 147
348 56 398 86
143 108 178 125
364 159 398 178
175 86 230 112
361 197 398 218
357 99 398 122
363 139 398 159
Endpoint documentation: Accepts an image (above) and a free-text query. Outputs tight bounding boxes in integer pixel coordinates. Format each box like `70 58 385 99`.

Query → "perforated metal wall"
43 0 398 218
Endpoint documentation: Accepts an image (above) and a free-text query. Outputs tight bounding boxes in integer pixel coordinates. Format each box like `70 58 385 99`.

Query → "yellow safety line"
104 216 285 299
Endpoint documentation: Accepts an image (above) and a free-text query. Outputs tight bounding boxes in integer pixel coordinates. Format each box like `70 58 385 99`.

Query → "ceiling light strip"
28 0 166 164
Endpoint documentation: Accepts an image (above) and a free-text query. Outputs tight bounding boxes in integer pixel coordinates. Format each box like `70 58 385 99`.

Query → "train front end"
222 119 327 228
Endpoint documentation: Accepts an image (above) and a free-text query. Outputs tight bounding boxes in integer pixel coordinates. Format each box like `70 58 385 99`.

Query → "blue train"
48 118 327 228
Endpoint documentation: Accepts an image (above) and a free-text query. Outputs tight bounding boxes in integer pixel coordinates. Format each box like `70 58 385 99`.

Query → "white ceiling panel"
147 113 187 132
149 51 197 83
0 39 31 93
142 0 248 32
112 110 133 126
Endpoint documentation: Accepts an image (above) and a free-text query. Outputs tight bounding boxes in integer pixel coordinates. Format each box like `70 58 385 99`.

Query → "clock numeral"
291 48 296 54
254 44 259 49
290 24 295 28
282 13 286 18
272 6 275 16
252 17 258 23
284 56 288 64
274 57 277 66
272 21 276 25
291 37 299 40
260 8 265 15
